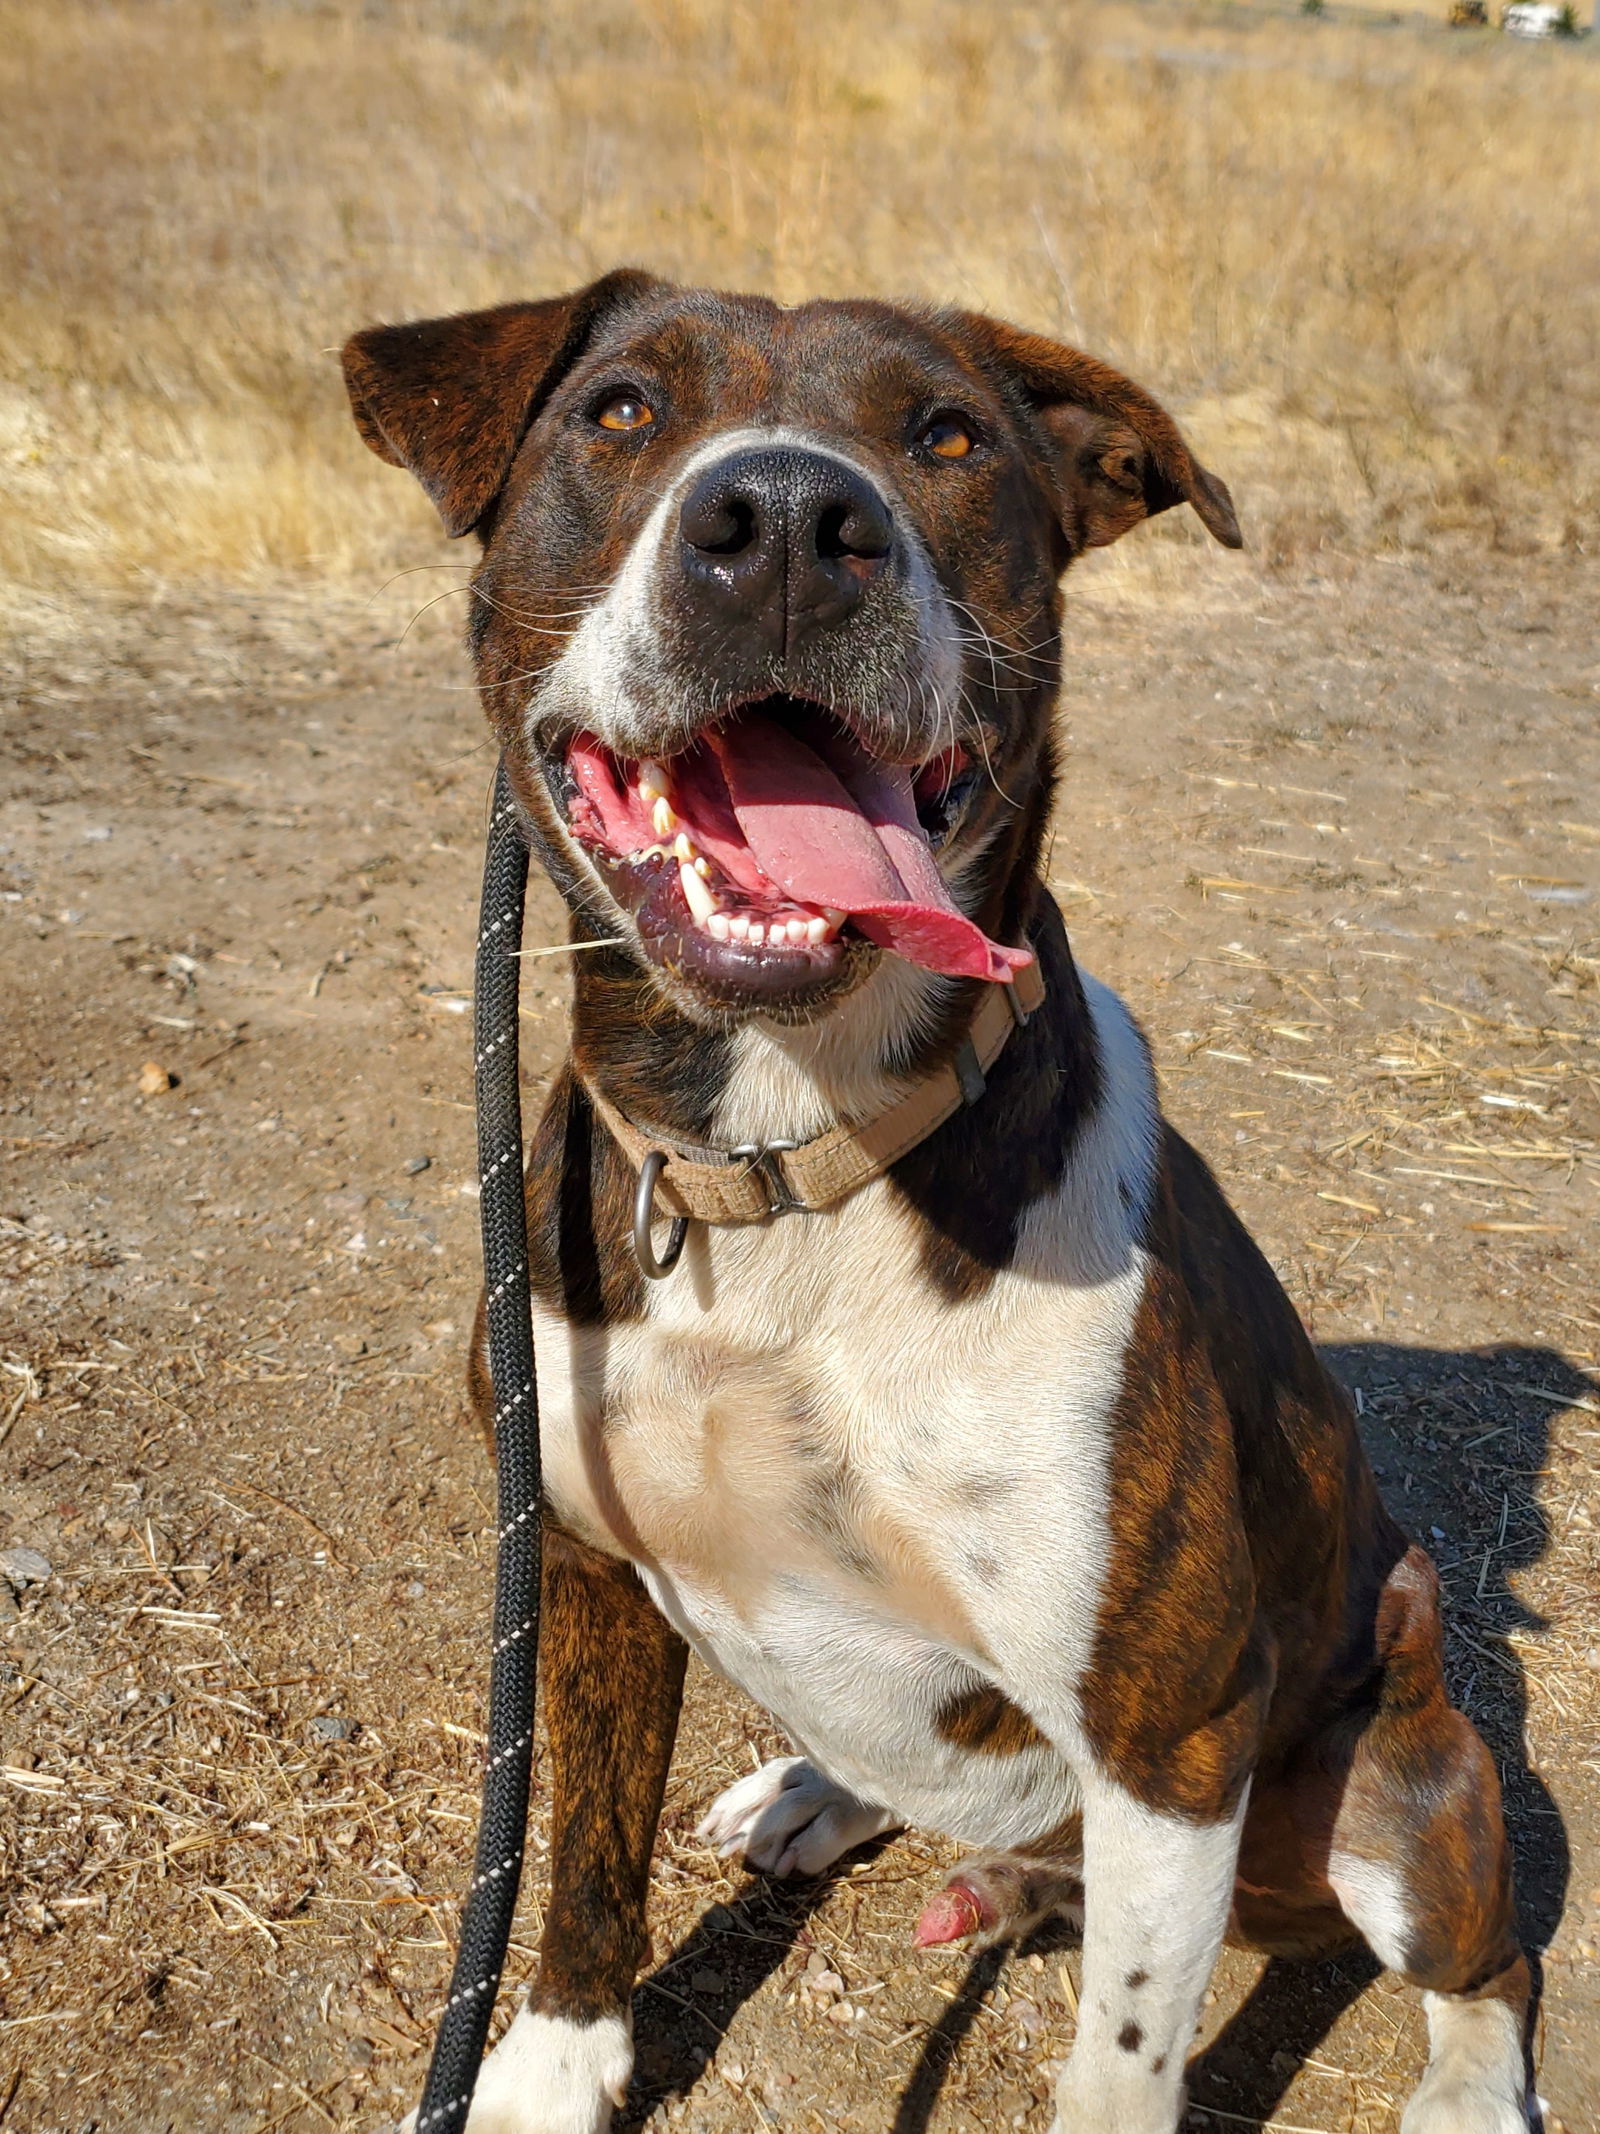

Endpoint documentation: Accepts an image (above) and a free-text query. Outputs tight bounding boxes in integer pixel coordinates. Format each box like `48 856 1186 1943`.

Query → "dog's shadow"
622 1342 1577 2132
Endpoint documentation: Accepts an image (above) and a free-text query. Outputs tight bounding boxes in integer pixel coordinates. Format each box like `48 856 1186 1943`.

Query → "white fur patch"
409 2007 631 2134
1328 1849 1415 1972
1400 1992 1531 2134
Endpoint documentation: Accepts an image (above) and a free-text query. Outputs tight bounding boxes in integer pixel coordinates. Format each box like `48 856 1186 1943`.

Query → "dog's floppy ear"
341 268 667 538
954 313 1242 554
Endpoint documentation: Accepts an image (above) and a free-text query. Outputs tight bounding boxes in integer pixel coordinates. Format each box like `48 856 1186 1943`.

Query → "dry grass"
2 0 1598 610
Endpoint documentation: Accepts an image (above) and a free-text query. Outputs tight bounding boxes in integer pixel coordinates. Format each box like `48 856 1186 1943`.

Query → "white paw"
1401 1992 1532 2134
696 1755 898 1877
402 2007 631 2134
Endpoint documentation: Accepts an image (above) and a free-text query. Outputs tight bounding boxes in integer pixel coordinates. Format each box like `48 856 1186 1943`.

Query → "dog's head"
344 272 1239 1025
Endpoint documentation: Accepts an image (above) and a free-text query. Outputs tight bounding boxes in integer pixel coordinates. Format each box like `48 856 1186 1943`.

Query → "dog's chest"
539 1179 1143 1746
533 971 1158 1827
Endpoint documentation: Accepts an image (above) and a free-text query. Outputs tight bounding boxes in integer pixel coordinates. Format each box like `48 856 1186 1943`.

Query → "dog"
342 272 1530 2134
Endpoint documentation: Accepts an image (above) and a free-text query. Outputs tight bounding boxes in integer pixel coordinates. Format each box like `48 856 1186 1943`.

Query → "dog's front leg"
447 1526 688 2134
1051 1777 1246 2134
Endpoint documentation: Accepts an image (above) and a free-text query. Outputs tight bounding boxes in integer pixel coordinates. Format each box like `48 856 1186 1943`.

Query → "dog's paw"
696 1756 898 1877
400 2008 630 2134
1399 1993 1534 2134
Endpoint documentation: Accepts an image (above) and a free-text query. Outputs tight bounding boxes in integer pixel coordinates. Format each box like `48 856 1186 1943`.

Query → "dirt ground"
2 542 1597 2134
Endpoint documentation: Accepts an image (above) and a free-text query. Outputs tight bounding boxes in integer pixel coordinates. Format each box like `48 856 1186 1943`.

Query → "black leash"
414 759 541 2134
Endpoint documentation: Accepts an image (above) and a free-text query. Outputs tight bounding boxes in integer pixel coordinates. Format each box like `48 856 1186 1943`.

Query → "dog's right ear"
341 268 666 538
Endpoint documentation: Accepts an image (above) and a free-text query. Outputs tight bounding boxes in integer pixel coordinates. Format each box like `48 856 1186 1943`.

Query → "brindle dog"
343 272 1530 2134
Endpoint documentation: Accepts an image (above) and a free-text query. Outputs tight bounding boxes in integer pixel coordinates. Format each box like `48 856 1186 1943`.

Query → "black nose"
677 445 894 656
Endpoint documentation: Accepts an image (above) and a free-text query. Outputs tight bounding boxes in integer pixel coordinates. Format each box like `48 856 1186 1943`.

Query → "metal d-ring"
633 1149 688 1279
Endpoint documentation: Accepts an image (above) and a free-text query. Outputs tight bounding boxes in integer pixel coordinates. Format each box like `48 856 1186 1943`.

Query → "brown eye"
596 393 654 433
920 413 975 460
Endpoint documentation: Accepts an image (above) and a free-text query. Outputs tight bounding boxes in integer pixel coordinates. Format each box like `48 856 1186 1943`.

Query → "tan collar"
583 953 1046 1235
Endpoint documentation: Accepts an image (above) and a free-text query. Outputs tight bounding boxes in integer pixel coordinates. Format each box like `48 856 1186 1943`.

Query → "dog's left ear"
341 268 667 538
953 313 1242 554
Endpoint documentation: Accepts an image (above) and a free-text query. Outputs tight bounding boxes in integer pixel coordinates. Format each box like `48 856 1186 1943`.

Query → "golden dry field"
3 0 1599 612
3 7 1600 2134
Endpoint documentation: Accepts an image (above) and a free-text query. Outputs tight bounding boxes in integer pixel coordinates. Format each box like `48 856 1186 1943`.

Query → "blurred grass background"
2 0 1597 613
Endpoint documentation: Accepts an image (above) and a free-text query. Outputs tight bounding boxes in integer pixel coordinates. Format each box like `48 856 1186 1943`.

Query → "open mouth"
555 698 1030 999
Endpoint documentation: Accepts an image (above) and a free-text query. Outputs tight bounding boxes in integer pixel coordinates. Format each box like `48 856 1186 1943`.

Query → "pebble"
1583 1648 1600 1671
404 1154 431 1175
0 1545 53 1588
309 1714 356 1743
138 1060 176 1096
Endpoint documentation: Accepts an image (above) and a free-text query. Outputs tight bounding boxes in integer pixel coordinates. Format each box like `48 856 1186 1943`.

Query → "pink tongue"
707 716 1030 984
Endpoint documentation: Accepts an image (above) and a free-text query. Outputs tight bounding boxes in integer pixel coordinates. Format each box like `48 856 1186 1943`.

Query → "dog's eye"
595 393 655 433
919 413 976 461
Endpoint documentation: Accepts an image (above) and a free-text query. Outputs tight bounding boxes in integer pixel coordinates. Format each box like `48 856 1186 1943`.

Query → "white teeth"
637 759 668 804
728 914 751 941
822 907 847 928
673 831 695 862
693 855 711 877
747 922 765 947
680 860 719 923
653 796 678 838
706 912 732 941
785 917 808 946
805 917 829 945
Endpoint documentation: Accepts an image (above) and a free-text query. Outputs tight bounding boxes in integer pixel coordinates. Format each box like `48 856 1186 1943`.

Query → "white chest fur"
534 973 1156 1846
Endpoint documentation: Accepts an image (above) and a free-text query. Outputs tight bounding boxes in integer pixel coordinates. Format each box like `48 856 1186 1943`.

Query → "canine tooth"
680 860 719 922
637 759 669 803
805 917 828 945
822 907 847 928
728 914 751 941
653 796 678 838
706 912 731 942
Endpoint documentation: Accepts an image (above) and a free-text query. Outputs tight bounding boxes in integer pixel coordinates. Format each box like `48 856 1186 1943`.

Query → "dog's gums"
554 696 1029 996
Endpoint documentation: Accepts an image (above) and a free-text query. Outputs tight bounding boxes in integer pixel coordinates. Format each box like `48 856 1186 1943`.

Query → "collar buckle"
727 1139 808 1218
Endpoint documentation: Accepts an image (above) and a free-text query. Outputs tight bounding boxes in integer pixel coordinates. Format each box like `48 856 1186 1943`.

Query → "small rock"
138 1061 176 1096
404 1154 431 1176
1429 1526 1446 1542
0 1545 53 1588
0 1587 20 1624
309 1714 356 1743
83 825 112 842
690 1967 724 1994
1583 1648 1600 1671
809 1968 845 1999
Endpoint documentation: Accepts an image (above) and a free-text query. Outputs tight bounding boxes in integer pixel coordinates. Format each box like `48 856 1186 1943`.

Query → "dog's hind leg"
1326 1545 1531 2134
431 1525 687 2134
696 1756 900 1878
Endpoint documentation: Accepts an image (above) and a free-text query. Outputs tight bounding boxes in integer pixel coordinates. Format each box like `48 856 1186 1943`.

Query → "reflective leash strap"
415 758 541 2134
